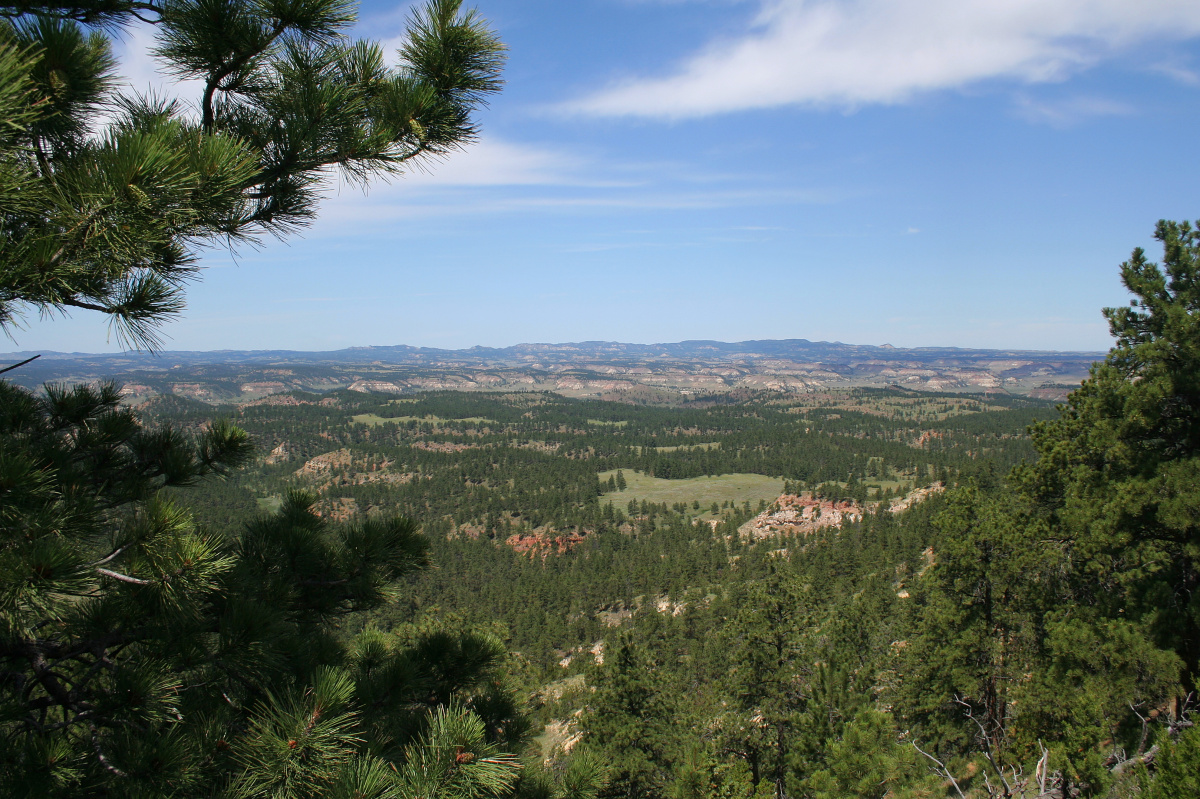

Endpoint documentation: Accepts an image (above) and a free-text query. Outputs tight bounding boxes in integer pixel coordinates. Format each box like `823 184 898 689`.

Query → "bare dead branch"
912 740 967 799
96 568 153 586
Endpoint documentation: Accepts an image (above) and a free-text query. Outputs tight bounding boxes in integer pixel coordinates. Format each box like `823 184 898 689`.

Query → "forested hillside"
158 387 1039 665
127 224 1200 799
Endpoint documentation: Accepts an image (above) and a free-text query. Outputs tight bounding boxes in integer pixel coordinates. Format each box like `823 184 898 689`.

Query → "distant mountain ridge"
3 337 1103 365
1 339 1107 402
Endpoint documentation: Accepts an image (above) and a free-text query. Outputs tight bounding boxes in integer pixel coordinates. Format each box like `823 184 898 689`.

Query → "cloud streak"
1012 94 1133 127
567 0 1200 119
305 135 843 231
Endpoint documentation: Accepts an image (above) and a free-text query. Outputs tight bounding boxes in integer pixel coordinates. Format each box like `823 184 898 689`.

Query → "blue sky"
13 0 1200 353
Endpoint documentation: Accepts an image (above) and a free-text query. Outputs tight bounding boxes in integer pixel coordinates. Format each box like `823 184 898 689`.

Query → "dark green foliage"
586 638 677 799
900 484 1043 761
0 380 525 797
513 748 608 799
893 221 1200 795
1016 220 1200 696
1145 725 1200 799
801 709 927 799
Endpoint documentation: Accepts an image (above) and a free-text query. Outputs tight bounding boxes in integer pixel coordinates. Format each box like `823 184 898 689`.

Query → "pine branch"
0 353 40 374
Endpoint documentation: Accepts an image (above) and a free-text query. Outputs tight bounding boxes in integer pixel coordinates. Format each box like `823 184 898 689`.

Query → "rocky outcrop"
265 442 290 464
741 484 945 539
911 430 945 448
296 449 353 475
739 494 864 539
347 380 403 393
889 483 945 514
506 530 588 555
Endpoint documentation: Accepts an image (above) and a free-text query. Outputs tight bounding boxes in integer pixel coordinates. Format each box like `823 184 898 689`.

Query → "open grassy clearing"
351 414 494 427
599 470 784 510
586 419 628 427
256 496 282 513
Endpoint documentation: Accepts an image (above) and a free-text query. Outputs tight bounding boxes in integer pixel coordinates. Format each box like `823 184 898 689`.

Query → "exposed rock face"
506 530 588 555
653 594 687 616
889 483 945 514
265 442 290 464
911 430 945 448
239 381 289 395
740 494 864 539
296 449 353 476
348 380 403 393
741 484 945 538
167 382 224 402
294 450 415 491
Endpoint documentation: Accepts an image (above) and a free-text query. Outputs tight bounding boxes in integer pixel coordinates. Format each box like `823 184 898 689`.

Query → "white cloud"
567 0 1200 118
312 137 586 227
315 182 835 230
111 23 204 110
383 137 584 187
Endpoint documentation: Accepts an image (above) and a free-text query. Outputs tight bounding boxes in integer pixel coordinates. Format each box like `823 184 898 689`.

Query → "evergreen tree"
0 0 515 795
721 567 811 799
898 220 1200 795
1144 725 1200 799
1005 220 1200 791
1015 219 1200 699
0 382 524 796
585 637 676 799
901 484 1042 763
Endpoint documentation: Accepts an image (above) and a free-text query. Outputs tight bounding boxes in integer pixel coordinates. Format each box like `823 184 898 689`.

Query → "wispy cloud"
315 182 839 230
385 137 585 188
1148 60 1200 86
565 0 1200 119
309 136 843 229
1012 94 1133 127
